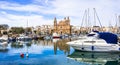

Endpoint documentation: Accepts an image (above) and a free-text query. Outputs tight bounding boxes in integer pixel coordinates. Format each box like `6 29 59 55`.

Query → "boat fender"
26 53 29 57
20 53 24 58
119 48 120 50
91 46 94 51
82 47 84 50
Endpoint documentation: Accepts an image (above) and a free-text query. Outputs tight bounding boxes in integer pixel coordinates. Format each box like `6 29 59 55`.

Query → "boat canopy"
98 32 118 44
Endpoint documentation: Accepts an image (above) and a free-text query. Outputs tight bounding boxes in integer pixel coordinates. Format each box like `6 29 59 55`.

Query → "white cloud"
0 0 120 27
0 11 53 27
49 0 120 26
0 3 45 13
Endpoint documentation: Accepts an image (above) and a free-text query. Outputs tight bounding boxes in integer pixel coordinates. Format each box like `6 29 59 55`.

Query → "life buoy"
20 53 24 58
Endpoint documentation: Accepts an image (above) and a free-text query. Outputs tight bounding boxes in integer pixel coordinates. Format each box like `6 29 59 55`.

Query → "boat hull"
72 45 120 52
67 42 120 52
52 33 60 39
53 36 60 38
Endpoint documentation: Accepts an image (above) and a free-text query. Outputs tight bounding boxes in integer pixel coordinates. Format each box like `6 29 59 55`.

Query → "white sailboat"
16 21 32 41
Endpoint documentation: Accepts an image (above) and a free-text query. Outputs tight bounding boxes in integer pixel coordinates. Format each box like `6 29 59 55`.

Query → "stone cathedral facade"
53 17 71 35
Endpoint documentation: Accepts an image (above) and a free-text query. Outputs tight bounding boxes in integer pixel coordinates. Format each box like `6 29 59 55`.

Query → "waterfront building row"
1 17 120 36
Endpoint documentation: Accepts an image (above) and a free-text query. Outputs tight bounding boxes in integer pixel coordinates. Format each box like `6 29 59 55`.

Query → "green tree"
11 27 24 34
24 27 32 33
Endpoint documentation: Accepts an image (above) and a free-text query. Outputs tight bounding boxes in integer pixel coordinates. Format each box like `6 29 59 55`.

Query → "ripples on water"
0 39 120 65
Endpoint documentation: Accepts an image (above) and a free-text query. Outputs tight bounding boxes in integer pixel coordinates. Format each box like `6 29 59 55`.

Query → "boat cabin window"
84 41 96 43
87 34 95 37
96 41 106 43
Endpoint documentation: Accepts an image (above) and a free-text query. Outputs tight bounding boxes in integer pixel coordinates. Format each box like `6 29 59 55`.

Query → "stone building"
53 17 71 35
40 25 53 35
34 25 53 35
0 24 9 35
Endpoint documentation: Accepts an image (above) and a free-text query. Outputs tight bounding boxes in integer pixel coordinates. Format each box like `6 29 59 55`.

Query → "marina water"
0 39 120 65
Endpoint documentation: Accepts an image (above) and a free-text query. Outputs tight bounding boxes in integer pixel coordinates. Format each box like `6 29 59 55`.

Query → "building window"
61 31 62 34
60 26 62 29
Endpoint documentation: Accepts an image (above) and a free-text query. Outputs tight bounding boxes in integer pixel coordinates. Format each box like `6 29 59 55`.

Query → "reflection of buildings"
33 40 53 46
11 42 24 48
53 39 70 55
53 17 71 35
26 39 71 55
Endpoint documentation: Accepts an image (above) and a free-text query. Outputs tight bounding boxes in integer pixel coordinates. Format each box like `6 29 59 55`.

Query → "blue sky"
0 0 120 27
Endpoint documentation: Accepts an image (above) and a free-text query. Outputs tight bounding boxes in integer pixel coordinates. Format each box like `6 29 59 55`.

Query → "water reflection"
0 39 76 65
11 42 24 48
0 39 71 55
53 39 70 55
67 51 120 65
0 49 9 52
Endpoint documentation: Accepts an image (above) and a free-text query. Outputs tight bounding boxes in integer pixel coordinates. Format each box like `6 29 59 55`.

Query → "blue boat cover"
97 32 118 44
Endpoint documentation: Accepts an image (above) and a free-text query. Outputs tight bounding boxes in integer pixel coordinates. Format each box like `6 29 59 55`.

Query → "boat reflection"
11 42 24 48
0 49 9 52
67 51 120 65
9 39 71 55
11 40 32 48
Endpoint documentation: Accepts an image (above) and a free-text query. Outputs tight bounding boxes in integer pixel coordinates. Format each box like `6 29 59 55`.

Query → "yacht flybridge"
67 31 120 52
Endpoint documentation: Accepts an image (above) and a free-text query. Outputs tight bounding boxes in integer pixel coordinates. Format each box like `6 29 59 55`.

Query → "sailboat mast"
87 8 91 32
115 14 117 27
25 19 28 35
93 8 96 26
94 8 102 27
27 19 28 27
108 20 112 32
85 10 87 28
118 15 120 33
80 10 87 28
115 14 118 33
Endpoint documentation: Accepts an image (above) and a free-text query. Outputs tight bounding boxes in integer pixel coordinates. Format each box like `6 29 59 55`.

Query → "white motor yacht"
67 31 120 52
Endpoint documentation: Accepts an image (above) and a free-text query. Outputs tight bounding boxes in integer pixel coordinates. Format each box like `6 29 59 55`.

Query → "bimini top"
97 32 118 44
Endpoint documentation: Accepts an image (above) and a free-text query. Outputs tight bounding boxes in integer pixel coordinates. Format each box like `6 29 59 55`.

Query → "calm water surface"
0 39 120 65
